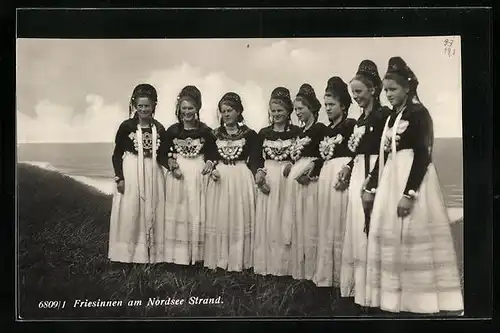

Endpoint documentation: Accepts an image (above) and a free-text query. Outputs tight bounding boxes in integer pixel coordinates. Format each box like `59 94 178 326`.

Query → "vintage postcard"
16 13 467 319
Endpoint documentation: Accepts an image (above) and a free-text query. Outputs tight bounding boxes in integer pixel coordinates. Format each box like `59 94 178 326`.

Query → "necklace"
184 124 198 131
273 123 287 132
225 125 239 136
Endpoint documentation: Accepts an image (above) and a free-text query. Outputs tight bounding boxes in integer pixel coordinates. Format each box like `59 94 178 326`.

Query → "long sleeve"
307 122 326 178
111 123 128 181
352 107 391 183
202 127 218 164
309 158 324 178
365 153 389 190
161 126 176 171
403 107 433 195
156 126 170 170
248 129 265 175
246 130 262 176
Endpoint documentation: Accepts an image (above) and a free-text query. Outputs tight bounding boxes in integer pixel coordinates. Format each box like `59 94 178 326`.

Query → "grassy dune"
17 164 463 319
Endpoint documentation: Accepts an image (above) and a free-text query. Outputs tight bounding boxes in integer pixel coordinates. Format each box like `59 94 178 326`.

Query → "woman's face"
135 97 154 121
220 103 239 126
324 95 343 122
350 79 374 109
179 99 197 123
294 100 313 123
269 102 289 125
383 79 409 107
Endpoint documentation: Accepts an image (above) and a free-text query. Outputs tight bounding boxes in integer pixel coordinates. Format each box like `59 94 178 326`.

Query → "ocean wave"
19 161 59 172
67 175 115 195
18 160 463 223
19 161 114 195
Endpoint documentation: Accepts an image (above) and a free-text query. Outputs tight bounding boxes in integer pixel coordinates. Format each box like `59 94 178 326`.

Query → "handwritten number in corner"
443 38 456 57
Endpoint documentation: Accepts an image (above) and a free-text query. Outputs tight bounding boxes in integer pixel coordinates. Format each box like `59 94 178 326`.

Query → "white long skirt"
340 154 378 303
281 157 319 281
163 155 209 265
365 149 463 313
204 161 256 272
108 152 166 263
254 160 291 276
314 156 351 287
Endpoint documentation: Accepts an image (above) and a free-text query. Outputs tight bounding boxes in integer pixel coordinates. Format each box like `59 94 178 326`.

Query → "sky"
16 36 462 143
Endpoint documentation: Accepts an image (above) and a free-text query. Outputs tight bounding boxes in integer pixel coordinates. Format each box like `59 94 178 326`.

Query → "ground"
17 164 464 319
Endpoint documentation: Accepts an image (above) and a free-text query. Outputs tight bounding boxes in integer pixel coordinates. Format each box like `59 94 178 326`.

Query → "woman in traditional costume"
361 56 463 314
339 60 391 308
252 87 301 276
108 83 167 263
314 77 356 289
203 92 259 272
281 83 326 281
162 85 217 265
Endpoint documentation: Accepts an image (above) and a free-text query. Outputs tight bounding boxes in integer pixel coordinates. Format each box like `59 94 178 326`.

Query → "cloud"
143 63 270 134
250 40 289 68
249 40 330 79
17 97 123 143
18 60 461 143
17 63 271 143
290 47 325 67
17 38 463 142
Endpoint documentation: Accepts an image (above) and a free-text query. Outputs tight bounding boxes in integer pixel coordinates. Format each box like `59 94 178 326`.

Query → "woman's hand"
360 176 371 197
259 182 271 195
172 168 183 180
117 180 125 194
296 174 311 186
167 158 178 171
295 162 314 185
361 191 375 213
337 165 352 184
255 169 266 186
201 161 214 175
210 169 221 182
397 196 415 218
283 162 293 178
301 162 315 177
334 179 349 191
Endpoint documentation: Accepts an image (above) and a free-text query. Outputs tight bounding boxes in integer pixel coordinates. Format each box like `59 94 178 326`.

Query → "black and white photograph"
17 33 467 319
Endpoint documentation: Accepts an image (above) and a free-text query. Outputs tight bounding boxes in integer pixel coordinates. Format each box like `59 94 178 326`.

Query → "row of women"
108 56 463 315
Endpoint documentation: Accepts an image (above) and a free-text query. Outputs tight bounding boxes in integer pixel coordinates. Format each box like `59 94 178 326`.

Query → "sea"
17 138 464 219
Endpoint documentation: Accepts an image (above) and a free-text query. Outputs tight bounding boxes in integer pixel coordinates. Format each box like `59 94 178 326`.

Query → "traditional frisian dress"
281 121 327 281
252 124 302 276
108 118 167 263
162 122 217 265
363 102 463 314
203 125 258 272
340 103 391 303
314 117 357 287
